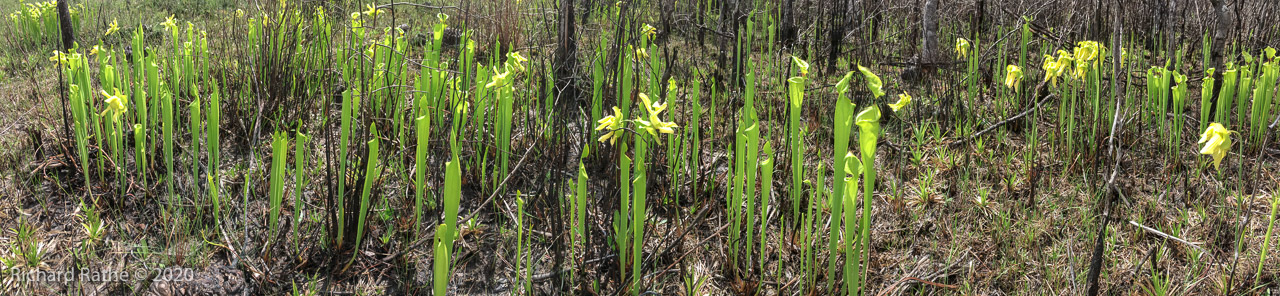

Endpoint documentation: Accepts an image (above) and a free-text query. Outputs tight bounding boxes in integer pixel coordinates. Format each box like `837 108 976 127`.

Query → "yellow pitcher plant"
1005 64 1024 93
1198 122 1233 170
889 92 912 112
956 38 971 59
596 106 624 144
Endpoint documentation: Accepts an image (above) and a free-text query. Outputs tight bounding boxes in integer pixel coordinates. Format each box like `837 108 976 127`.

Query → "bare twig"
1086 7 1125 295
1127 220 1209 256
952 79 1051 146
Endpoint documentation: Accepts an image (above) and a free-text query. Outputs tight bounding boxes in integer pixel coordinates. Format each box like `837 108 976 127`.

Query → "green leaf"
857 64 885 98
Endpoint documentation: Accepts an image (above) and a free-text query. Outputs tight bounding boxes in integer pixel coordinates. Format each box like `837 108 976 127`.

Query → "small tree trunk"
921 0 938 67
1209 0 1234 71
555 0 579 112
826 0 843 73
57 0 75 50
1163 0 1175 58
56 0 75 142
973 0 985 40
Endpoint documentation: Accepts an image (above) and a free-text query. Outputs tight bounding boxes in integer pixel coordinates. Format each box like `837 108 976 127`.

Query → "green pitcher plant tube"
787 74 806 229
827 71 855 290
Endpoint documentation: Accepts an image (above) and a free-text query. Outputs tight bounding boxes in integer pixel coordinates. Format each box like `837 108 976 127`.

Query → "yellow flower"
49 50 69 65
236 9 245 18
955 38 971 59
641 23 657 40
89 45 100 56
630 45 648 60
99 89 128 121
161 14 176 29
1073 41 1100 63
506 52 528 72
364 4 383 17
1072 41 1101 80
595 106 622 131
486 67 510 88
105 18 119 36
596 106 624 145
1004 64 1023 92
636 93 677 139
888 92 911 112
1197 122 1233 171
638 93 665 115
1042 52 1072 86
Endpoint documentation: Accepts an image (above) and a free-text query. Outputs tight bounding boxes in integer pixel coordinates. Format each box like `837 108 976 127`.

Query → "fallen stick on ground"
1127 220 1209 256
952 79 1051 146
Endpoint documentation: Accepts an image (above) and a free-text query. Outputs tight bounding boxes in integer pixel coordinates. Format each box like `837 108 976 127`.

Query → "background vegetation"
0 0 1278 295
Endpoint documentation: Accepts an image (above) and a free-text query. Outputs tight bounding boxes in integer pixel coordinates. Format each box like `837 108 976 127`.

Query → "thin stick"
1086 7 1125 295
952 77 1052 146
1127 220 1209 255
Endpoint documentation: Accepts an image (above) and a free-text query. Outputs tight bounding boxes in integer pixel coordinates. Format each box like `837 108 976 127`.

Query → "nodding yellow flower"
1072 41 1101 80
236 9 245 18
89 45 100 56
635 93 677 139
1073 41 1100 63
506 52 528 72
1055 53 1073 81
99 89 128 121
486 67 511 88
639 93 666 116
641 23 657 40
162 14 176 29
49 50 69 65
1198 122 1233 171
1004 64 1024 92
105 18 119 36
596 106 624 145
364 4 383 17
792 56 810 77
888 92 912 112
629 45 648 60
955 38 971 59
1042 52 1072 86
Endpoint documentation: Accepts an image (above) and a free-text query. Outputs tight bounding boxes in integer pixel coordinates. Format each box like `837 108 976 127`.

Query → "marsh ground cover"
0 0 1278 295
